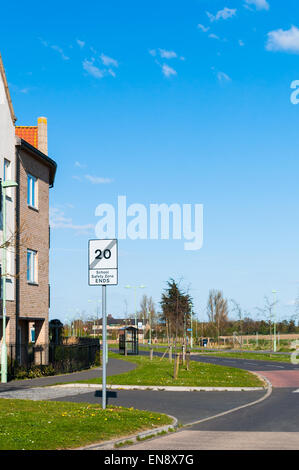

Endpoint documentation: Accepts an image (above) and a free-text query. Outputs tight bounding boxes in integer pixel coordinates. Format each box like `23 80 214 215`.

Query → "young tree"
207 290 228 342
139 294 148 324
256 296 278 350
160 279 192 347
230 299 249 347
138 295 156 342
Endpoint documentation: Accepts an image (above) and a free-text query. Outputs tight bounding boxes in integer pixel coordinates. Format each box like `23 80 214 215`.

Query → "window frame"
27 173 38 209
4 159 12 197
27 249 38 284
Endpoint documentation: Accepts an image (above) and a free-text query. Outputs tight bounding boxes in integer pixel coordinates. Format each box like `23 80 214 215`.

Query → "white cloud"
83 52 118 79
8 83 31 94
209 33 220 40
50 207 94 232
266 26 299 53
159 49 177 59
239 39 245 46
51 45 70 61
85 175 114 184
217 71 231 83
108 69 116 78
83 59 104 78
39 38 70 60
244 0 269 10
197 24 210 32
100 53 118 68
162 64 177 77
207 7 237 22
75 161 86 168
149 48 179 59
76 39 85 48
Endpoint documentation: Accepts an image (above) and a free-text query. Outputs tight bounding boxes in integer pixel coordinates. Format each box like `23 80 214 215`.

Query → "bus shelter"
119 326 139 355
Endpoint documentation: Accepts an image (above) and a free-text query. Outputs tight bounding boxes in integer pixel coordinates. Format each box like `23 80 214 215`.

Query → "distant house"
91 315 145 340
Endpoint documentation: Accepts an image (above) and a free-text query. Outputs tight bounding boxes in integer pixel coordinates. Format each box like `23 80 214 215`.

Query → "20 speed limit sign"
88 239 118 286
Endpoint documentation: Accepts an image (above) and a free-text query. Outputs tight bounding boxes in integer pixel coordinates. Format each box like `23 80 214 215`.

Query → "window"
4 159 12 197
27 249 38 284
4 159 11 181
27 174 38 208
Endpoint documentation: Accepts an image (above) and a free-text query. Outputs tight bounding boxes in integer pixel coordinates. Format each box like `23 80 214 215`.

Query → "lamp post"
272 289 278 353
148 308 152 346
1 179 18 383
124 285 146 328
190 310 193 349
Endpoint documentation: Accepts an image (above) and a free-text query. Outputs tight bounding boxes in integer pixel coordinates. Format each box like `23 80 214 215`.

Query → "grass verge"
196 352 293 363
0 399 172 450
76 352 264 388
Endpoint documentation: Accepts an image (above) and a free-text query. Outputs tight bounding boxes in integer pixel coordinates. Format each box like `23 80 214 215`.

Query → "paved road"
51 388 265 425
125 352 299 450
127 386 299 450
191 353 299 371
0 357 136 393
136 348 298 371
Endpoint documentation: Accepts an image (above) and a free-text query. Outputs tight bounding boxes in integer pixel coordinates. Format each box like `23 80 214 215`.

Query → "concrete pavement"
126 430 299 450
0 357 136 392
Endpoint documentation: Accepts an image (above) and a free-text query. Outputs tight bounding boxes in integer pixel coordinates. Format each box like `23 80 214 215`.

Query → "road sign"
88 239 118 410
88 239 118 286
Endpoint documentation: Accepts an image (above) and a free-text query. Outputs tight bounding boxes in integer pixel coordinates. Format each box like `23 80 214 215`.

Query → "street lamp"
148 308 152 346
1 179 18 383
272 289 278 353
125 285 146 328
190 310 193 349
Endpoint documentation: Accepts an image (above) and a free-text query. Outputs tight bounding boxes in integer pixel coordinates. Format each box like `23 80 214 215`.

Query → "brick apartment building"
0 53 17 361
0 52 57 367
15 123 56 364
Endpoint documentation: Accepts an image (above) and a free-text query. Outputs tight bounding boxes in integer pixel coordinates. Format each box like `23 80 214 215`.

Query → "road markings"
268 365 285 369
183 374 272 428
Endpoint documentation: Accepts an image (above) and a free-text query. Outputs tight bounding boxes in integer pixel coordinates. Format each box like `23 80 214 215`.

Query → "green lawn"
137 346 294 364
196 351 293 363
0 399 172 450
77 352 264 388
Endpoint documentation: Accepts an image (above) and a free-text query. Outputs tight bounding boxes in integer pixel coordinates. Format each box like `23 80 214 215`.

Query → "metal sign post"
88 239 118 410
102 284 107 409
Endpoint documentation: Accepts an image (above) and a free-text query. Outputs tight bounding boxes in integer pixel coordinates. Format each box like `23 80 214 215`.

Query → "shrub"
95 350 101 366
27 367 43 379
14 369 28 380
42 365 55 376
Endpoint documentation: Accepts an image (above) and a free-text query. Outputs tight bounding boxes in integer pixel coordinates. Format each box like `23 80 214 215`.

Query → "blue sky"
1 0 299 324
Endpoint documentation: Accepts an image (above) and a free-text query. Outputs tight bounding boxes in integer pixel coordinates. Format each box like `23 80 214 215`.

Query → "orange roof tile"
15 126 38 149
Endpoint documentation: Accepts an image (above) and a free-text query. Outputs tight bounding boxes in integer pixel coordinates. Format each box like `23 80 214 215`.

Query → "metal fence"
5 341 100 380
49 342 100 374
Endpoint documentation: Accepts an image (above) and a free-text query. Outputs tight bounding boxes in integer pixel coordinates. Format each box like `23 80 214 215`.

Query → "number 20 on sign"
88 239 118 286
